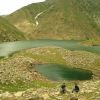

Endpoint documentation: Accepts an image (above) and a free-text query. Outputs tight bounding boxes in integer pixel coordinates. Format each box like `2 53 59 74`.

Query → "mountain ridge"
6 0 100 41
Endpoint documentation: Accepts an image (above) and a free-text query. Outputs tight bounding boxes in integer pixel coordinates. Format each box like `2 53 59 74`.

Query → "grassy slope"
0 47 100 100
6 2 52 39
6 0 100 41
0 17 25 42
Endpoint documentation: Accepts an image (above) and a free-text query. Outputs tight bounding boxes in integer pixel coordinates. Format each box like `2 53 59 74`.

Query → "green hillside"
0 17 25 42
6 0 100 41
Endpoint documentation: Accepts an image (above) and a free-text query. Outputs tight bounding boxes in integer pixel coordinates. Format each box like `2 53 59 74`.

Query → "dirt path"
34 5 54 26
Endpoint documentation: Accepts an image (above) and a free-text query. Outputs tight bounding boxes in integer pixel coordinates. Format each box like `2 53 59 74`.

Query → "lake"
35 64 93 81
0 40 100 57
0 40 95 81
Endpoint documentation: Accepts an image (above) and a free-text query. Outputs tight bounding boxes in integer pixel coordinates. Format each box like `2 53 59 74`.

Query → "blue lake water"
0 40 100 57
35 64 93 81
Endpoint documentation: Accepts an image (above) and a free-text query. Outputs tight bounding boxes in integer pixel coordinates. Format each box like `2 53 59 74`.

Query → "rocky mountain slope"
0 17 24 42
0 47 100 99
0 55 46 84
6 0 100 40
0 80 100 100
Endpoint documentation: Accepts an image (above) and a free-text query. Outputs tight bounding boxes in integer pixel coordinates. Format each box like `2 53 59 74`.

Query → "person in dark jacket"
72 83 80 93
60 83 66 94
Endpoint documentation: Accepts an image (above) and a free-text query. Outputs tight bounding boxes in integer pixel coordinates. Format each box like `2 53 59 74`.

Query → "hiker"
60 83 66 94
72 83 80 93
